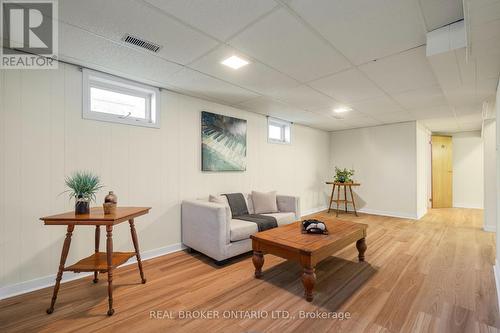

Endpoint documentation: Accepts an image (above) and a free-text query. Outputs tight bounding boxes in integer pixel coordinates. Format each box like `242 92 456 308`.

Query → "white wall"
416 122 431 219
483 119 497 232
0 64 331 293
330 122 418 219
451 131 484 209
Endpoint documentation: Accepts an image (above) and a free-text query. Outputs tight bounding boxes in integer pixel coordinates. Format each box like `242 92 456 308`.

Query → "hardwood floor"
0 208 498 332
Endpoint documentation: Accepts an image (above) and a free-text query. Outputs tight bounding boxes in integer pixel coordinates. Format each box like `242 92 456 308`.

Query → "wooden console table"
326 182 360 217
40 207 151 316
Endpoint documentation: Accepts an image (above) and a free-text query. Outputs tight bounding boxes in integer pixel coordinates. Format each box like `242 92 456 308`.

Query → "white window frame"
267 117 291 144
82 69 160 128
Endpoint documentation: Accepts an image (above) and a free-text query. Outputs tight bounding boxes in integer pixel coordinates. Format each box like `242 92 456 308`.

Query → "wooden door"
431 135 453 208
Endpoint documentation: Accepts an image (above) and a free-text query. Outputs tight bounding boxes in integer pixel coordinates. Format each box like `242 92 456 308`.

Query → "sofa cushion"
252 191 278 214
261 212 296 226
230 219 258 242
229 212 296 241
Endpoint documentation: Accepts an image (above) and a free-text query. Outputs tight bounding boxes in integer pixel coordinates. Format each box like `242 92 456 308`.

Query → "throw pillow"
251 191 278 214
209 194 232 219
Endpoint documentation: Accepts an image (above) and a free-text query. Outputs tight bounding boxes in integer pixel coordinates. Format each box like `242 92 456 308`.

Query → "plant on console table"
334 167 355 183
63 171 103 215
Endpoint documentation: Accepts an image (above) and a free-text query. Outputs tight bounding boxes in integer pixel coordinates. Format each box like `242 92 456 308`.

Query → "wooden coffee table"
251 218 367 302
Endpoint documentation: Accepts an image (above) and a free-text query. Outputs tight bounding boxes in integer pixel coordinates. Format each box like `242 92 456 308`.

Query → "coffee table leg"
129 219 146 284
252 251 264 278
106 225 115 316
93 226 100 283
47 225 74 314
356 238 367 262
302 266 316 302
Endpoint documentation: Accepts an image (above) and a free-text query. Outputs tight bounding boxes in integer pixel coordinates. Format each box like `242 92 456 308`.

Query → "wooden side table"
326 182 360 217
40 206 151 316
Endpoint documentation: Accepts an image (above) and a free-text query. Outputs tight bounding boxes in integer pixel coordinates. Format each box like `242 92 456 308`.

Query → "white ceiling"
49 0 500 132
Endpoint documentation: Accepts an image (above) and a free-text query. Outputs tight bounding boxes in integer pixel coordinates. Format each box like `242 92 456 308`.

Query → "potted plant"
63 171 103 214
334 167 355 183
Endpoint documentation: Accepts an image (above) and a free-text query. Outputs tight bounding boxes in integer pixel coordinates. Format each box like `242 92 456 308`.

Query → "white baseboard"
356 208 419 220
0 242 185 301
453 203 484 209
301 205 419 220
484 225 497 233
301 206 327 217
494 261 500 311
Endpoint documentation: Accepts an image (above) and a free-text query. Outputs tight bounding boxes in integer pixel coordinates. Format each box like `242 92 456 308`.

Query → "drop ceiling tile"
273 85 338 111
287 0 426 65
418 0 464 31
190 45 298 97
236 97 311 122
343 117 383 128
166 68 260 105
59 23 183 85
476 52 500 80
469 0 500 26
359 47 438 94
392 85 448 109
349 95 405 115
229 8 351 82
295 113 350 131
409 105 454 120
309 69 385 103
142 0 277 41
372 111 415 123
60 0 218 65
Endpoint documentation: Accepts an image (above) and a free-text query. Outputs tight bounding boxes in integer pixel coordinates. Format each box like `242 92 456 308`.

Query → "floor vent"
122 34 161 53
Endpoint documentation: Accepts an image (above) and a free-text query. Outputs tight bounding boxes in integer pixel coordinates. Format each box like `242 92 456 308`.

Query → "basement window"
268 117 291 144
83 69 160 128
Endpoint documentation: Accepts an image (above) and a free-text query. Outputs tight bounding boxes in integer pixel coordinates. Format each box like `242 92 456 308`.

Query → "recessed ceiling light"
221 55 249 70
334 107 352 113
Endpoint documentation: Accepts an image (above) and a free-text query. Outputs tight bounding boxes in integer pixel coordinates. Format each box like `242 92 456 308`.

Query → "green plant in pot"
63 171 103 214
334 167 355 183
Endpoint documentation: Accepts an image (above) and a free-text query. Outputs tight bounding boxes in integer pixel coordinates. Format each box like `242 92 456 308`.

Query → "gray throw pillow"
251 191 278 214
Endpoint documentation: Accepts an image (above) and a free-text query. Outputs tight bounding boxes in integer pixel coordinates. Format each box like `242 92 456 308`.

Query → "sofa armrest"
276 195 301 219
181 200 231 260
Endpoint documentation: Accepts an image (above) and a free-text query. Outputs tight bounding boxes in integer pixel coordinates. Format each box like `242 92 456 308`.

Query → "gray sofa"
181 194 300 263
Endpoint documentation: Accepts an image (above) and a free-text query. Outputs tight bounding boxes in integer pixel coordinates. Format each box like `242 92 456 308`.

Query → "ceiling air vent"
122 34 161 53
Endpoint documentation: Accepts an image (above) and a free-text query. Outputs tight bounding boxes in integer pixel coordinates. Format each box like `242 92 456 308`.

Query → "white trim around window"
82 69 160 128
267 117 291 144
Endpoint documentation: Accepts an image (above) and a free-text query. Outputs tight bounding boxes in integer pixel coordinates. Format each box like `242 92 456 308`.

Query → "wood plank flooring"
0 208 498 332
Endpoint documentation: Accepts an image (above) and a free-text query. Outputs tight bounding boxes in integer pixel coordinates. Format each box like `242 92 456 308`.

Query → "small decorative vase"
75 197 90 215
105 191 118 204
338 176 346 183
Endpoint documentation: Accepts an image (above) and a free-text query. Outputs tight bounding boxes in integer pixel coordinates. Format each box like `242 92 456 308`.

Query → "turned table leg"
252 251 264 278
349 185 358 216
106 225 115 316
46 225 74 314
356 238 367 262
302 266 316 302
129 219 146 284
327 185 335 213
93 226 100 283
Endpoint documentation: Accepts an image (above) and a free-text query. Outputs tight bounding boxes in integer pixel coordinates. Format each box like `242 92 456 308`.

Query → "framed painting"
201 111 247 171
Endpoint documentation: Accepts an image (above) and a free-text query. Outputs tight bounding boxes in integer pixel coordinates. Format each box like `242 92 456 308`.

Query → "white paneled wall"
0 64 331 289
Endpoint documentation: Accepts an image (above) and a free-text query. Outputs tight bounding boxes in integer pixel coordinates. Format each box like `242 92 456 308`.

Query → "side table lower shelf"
64 252 136 273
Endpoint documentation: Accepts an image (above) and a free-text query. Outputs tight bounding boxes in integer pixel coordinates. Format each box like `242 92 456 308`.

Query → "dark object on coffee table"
301 219 329 235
